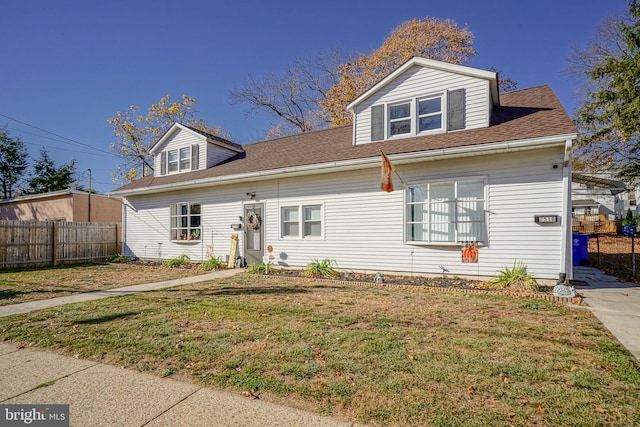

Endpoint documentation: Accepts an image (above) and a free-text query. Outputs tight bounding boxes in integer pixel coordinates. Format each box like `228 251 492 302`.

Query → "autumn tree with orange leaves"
108 94 229 182
320 17 476 126
231 17 509 136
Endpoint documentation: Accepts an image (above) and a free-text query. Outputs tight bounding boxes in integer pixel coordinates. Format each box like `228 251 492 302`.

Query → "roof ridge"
182 124 244 150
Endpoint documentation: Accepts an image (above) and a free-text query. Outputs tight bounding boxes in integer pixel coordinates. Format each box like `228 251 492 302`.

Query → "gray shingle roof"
112 85 576 194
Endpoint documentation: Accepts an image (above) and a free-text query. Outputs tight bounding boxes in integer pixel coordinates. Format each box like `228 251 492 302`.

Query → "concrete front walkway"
0 269 241 318
0 268 358 426
573 266 640 361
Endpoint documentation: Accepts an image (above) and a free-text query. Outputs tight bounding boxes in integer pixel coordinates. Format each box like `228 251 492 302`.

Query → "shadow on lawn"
0 290 25 301
163 285 315 297
74 310 143 325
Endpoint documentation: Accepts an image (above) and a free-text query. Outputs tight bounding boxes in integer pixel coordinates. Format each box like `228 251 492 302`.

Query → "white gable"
151 123 242 177
348 57 498 146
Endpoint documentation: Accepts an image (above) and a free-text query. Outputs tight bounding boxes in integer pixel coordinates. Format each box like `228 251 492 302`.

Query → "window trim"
170 201 202 242
416 94 444 134
388 101 412 137
167 149 179 173
161 144 200 175
280 203 324 239
404 177 486 246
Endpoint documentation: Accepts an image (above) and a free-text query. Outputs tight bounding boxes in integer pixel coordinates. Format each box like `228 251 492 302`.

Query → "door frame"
243 202 264 265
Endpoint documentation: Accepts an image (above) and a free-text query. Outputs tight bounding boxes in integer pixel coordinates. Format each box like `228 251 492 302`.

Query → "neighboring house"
572 172 627 219
0 189 122 223
110 57 577 282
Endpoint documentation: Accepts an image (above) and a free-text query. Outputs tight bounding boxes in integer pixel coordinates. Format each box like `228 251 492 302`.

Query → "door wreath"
246 211 261 229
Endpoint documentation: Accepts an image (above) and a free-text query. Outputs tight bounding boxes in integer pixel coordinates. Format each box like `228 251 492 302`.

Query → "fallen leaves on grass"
594 404 608 414
242 390 260 399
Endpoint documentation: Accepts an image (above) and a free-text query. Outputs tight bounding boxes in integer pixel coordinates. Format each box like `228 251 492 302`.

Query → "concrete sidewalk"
0 268 357 426
0 343 355 426
573 266 640 361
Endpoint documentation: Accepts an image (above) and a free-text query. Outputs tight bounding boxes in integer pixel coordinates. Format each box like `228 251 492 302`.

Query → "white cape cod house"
109 57 577 282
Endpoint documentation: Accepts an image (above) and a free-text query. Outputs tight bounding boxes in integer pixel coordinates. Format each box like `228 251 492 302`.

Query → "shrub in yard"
199 256 225 271
162 254 191 268
488 260 539 292
622 208 637 226
108 254 131 263
246 262 274 274
303 258 338 278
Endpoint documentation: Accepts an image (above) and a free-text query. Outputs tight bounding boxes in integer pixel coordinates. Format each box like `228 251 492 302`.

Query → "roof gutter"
110 133 577 197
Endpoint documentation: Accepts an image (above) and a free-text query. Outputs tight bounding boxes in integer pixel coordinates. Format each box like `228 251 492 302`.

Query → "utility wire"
8 127 108 157
0 113 118 157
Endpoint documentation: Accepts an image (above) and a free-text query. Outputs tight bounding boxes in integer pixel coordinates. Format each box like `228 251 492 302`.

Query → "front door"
244 203 264 265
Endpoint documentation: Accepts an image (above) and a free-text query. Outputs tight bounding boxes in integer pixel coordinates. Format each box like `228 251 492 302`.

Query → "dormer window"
417 95 443 132
389 102 411 136
387 94 444 138
168 150 179 173
371 89 464 142
180 147 190 170
160 144 200 175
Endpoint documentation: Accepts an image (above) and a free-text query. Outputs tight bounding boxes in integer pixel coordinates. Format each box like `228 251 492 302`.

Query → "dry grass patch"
0 263 207 306
1 276 639 426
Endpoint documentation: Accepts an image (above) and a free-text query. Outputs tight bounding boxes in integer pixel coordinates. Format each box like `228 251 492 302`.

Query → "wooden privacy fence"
572 214 618 234
0 220 120 269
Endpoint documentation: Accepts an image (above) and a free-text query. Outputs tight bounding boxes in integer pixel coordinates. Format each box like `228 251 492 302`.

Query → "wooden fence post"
51 221 58 267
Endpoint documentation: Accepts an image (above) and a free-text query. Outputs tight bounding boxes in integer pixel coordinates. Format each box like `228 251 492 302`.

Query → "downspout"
121 198 127 257
560 139 573 282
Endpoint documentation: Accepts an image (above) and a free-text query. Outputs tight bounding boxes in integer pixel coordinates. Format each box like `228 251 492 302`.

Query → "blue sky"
0 0 627 194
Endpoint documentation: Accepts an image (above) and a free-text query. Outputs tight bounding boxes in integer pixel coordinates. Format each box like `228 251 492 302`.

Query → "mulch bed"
126 260 581 304
253 270 583 305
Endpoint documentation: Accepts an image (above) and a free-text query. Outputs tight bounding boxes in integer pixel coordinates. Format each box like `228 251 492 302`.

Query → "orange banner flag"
380 152 394 192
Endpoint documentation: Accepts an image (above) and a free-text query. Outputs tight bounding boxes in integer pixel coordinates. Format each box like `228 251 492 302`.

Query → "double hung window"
160 144 200 175
417 96 443 132
281 205 322 238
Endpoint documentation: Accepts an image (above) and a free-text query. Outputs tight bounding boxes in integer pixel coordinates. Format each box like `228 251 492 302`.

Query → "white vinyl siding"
154 128 206 176
122 145 566 280
353 65 490 145
207 143 239 167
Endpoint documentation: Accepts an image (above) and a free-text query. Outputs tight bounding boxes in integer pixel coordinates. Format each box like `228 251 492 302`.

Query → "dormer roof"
149 123 244 155
346 57 500 113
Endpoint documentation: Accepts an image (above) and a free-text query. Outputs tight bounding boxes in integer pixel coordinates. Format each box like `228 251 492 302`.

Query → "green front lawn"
1 275 638 426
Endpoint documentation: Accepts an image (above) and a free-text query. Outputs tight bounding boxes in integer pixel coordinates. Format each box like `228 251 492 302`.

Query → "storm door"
244 203 264 265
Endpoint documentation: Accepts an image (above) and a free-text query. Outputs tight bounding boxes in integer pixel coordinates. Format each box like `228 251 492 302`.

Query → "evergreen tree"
0 126 29 199
27 148 77 194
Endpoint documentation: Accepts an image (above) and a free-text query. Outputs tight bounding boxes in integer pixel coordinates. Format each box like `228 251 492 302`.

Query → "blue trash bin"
572 233 589 266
